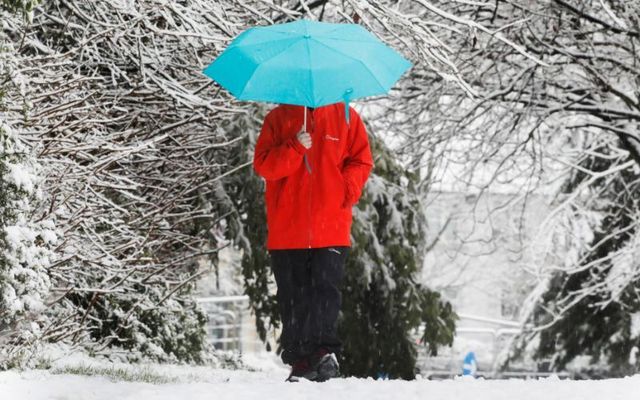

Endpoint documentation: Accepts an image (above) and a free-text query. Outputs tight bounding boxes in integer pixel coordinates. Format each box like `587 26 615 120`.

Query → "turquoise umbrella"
202 19 412 170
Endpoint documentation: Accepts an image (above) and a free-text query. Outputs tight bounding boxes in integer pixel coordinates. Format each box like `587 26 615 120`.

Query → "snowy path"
3 368 640 400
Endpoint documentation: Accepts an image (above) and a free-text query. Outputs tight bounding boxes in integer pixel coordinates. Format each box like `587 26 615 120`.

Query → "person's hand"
296 129 312 149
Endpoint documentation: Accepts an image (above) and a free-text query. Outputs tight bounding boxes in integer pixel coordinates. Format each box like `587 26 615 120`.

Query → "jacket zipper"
308 108 314 249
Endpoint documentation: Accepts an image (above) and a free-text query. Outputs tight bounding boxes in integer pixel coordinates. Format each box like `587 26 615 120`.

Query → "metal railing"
416 312 563 379
196 295 262 352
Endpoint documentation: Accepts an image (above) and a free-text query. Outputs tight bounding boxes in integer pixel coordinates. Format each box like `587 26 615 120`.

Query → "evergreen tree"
221 109 456 379
515 146 640 377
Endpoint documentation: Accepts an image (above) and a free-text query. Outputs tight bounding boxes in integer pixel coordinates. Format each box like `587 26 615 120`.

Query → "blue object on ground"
463 351 477 377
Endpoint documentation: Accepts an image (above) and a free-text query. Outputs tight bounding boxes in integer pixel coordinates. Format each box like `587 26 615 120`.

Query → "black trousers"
269 246 349 365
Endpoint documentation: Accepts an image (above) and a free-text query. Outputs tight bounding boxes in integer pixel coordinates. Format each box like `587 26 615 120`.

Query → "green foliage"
222 111 456 378
1 0 41 21
65 281 209 364
525 147 640 377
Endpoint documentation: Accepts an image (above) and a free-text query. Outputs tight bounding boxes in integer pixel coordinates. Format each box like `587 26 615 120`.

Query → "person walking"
253 102 373 382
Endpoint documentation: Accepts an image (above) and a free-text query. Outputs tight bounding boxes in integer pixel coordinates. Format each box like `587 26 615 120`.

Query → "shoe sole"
286 371 319 383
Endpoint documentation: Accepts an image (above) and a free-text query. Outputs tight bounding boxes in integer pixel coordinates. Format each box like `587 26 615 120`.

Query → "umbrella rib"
308 38 389 94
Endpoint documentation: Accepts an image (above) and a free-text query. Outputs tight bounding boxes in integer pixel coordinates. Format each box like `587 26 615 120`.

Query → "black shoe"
309 348 340 382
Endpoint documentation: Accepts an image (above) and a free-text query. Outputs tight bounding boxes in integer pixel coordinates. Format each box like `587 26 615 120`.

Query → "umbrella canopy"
202 19 412 122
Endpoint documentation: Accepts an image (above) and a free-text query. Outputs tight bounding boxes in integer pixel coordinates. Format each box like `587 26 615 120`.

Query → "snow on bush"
0 117 60 367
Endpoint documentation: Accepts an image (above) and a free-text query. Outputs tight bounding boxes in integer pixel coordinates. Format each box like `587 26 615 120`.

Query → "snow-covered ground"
2 351 639 400
4 368 640 400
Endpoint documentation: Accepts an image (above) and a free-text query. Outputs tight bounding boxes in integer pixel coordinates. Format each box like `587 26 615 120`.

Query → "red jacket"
253 103 374 250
